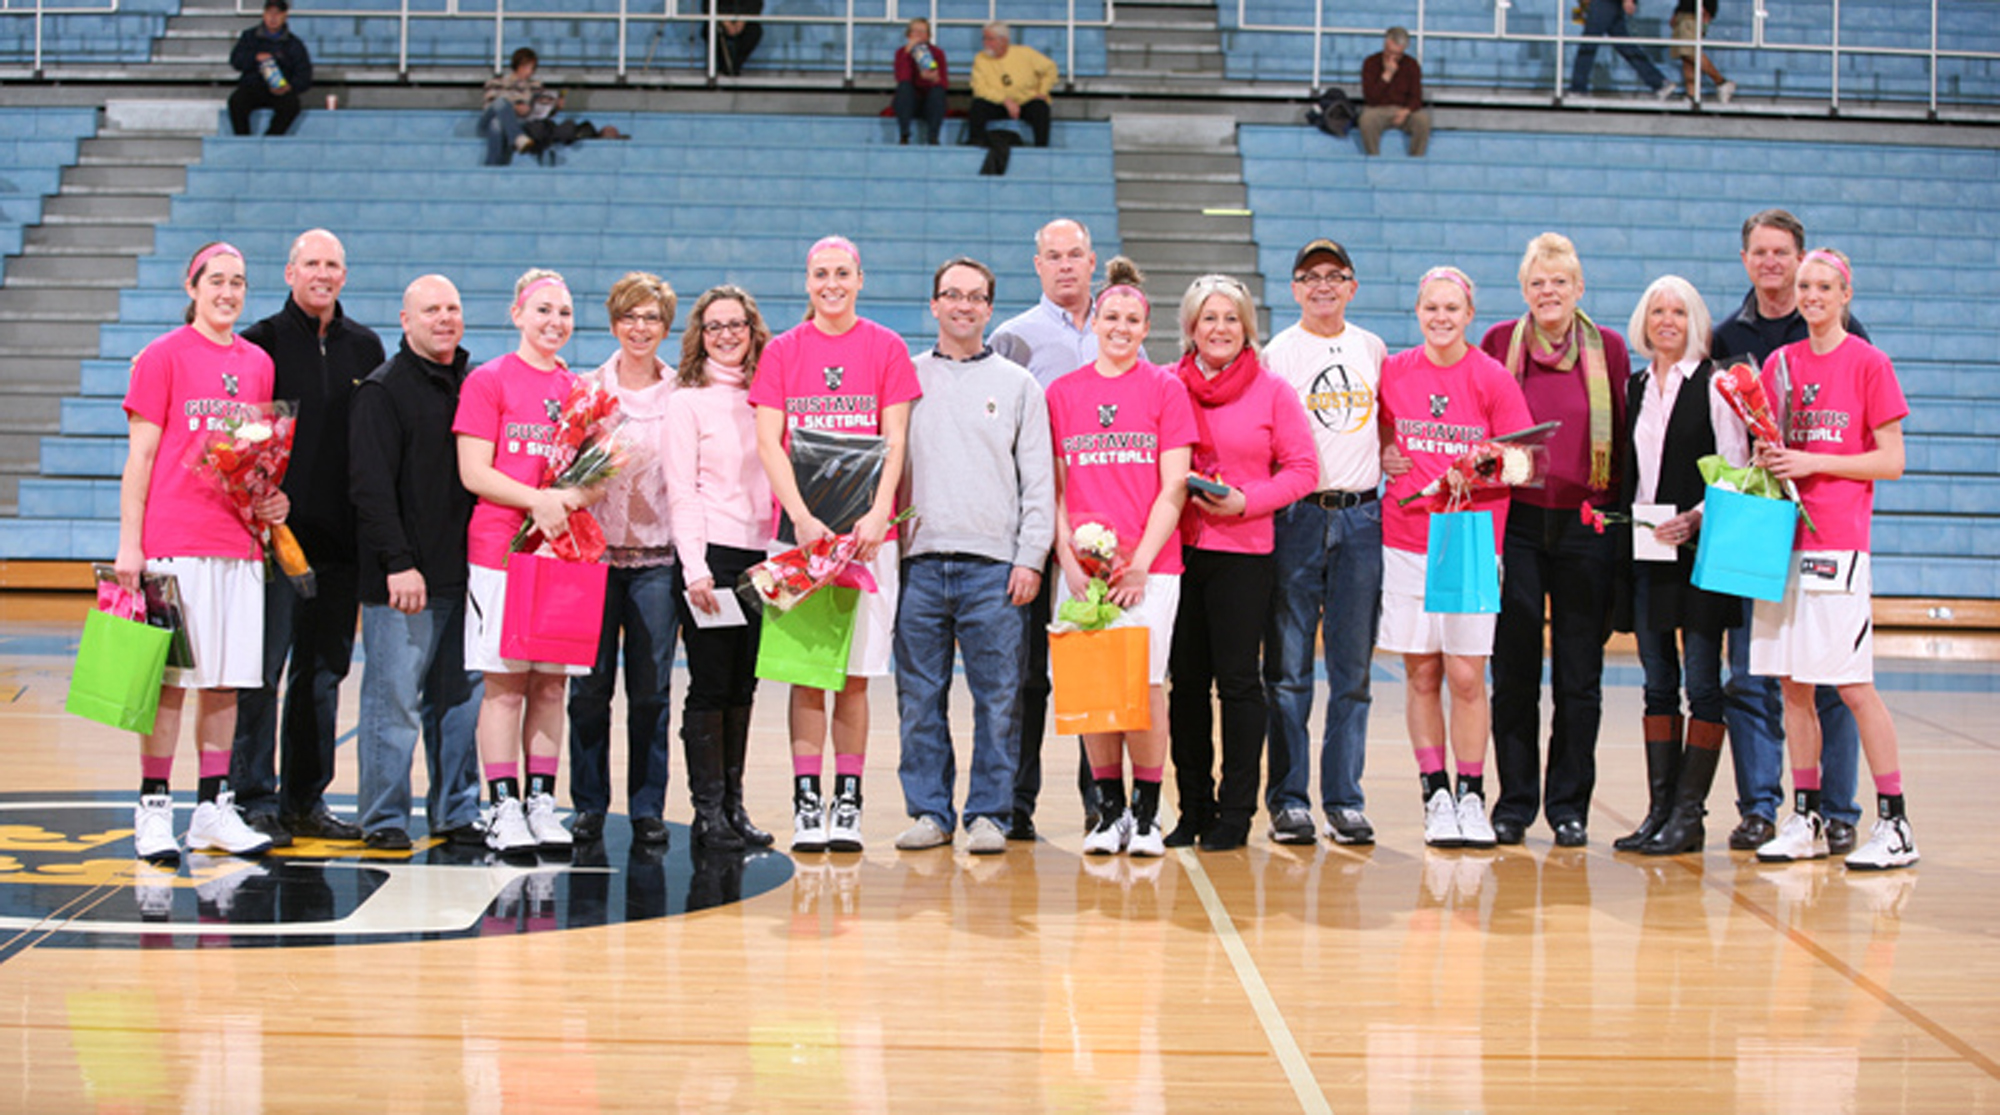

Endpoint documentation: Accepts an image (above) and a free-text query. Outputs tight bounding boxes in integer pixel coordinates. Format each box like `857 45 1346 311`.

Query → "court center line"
1177 848 1334 1115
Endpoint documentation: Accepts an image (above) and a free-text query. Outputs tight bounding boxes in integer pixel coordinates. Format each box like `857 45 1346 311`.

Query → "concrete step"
1107 31 1221 51
23 223 157 254
153 37 237 62
77 134 205 165
1118 208 1255 237
0 355 89 389
1107 48 1226 74
0 397 62 435
1115 178 1248 205
0 286 123 319
0 320 103 351
161 16 246 35
39 192 175 223
1115 150 1245 175
59 163 186 192
1110 6 1219 26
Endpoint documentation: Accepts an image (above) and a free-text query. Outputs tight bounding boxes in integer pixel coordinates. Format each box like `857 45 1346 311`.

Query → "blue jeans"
1264 498 1383 815
1723 599 1861 824
1571 0 1669 93
568 562 679 820
894 556 1025 830
893 81 948 143
479 101 524 166
232 560 358 820
356 597 483 835
1632 575 1724 723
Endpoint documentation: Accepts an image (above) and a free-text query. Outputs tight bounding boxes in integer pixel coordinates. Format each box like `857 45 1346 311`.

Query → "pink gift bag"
500 552 609 667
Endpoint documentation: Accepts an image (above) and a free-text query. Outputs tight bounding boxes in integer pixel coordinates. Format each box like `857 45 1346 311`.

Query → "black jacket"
349 340 475 606
1711 289 1869 366
242 295 385 568
230 24 313 96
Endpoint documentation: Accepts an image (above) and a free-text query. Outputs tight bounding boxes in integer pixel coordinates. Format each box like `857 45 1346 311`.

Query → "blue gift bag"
1424 510 1500 614
1691 484 1797 602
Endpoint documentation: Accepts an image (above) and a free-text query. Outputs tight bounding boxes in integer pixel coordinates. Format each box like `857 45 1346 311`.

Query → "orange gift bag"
1049 626 1150 734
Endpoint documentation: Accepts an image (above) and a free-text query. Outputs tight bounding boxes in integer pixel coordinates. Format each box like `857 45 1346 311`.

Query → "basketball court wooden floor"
2 593 1997 1113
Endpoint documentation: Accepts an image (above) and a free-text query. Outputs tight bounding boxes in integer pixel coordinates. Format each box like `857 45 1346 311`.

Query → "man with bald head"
349 275 484 849
233 228 386 845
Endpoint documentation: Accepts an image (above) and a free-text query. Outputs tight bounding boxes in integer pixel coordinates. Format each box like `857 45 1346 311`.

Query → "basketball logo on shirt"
544 398 562 423
823 366 845 390
221 373 239 397
1097 403 1118 428
1306 362 1375 434
1801 384 1823 405
1429 394 1449 418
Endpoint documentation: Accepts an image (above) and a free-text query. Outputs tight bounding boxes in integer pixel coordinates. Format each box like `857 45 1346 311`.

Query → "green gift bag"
755 586 860 691
66 608 173 733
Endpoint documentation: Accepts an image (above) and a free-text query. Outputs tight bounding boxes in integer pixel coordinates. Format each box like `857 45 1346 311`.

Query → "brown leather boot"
1643 719 1725 855
1615 714 1683 851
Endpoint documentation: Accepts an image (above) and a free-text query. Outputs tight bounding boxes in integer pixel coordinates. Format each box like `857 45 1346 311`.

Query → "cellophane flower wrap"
1398 423 1558 512
510 377 635 562
1710 359 1817 534
740 507 916 613
1050 520 1130 633
185 399 316 597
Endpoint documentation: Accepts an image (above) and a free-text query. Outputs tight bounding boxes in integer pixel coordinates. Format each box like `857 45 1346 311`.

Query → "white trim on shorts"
465 563 592 676
1375 547 1496 658
1055 572 1181 684
1749 550 1875 685
148 555 265 690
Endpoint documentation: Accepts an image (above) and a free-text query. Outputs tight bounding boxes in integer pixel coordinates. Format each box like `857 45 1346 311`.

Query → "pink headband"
1801 250 1851 285
809 236 861 269
514 276 569 312
188 242 243 283
1096 284 1149 313
1417 266 1474 301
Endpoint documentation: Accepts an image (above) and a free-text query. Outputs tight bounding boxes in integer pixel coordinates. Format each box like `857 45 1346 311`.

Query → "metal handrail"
0 0 120 74
1233 0 2000 112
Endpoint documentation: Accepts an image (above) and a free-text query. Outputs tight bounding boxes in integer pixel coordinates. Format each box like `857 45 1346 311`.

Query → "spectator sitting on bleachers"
228 0 312 137
969 22 1058 150
707 0 763 77
480 47 561 167
1359 26 1430 158
893 17 950 146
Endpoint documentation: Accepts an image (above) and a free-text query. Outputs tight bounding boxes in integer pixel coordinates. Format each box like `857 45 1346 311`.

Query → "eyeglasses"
702 318 750 335
1294 271 1354 288
617 312 664 326
935 289 991 305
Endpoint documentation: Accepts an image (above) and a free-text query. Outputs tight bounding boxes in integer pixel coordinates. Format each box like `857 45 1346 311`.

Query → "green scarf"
1504 311 1613 490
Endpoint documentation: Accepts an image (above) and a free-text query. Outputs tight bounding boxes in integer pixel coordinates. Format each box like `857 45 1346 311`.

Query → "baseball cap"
1292 238 1354 275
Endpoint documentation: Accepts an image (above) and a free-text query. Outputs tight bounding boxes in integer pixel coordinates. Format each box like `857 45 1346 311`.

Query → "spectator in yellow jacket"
969 22 1058 149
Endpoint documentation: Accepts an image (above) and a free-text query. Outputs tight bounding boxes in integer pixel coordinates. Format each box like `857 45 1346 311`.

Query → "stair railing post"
1829 0 1840 113
398 0 409 77
1310 0 1322 91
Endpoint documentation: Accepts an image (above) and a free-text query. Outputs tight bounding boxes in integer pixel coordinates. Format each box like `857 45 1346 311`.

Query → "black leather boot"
684 709 745 851
1642 720 1725 856
721 705 774 847
1615 714 1683 851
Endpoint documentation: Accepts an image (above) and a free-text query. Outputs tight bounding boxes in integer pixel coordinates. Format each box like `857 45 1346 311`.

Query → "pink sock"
1415 746 1447 775
793 753 821 780
1091 764 1123 781
834 753 865 778
141 755 174 782
1792 767 1822 792
527 753 559 778
485 761 519 784
198 749 230 779
1873 771 1904 796
1132 765 1164 782
1455 760 1484 779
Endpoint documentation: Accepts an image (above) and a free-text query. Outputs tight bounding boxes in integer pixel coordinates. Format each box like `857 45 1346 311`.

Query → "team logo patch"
1429 394 1449 418
544 398 563 423
0 794 790 953
221 373 239 398
1306 364 1375 434
823 365 845 390
1097 403 1118 428
1801 384 1823 405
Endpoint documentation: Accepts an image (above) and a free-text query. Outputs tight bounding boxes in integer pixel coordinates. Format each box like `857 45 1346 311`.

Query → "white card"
684 588 748 628
1632 502 1677 562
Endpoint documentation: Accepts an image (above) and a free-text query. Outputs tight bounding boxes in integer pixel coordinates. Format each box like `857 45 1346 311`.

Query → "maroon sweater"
1362 51 1423 110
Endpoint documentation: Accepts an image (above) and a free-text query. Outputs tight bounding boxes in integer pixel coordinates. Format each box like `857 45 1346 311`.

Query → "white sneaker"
1654 81 1682 101
524 792 572 848
485 797 536 852
134 793 180 863
827 793 864 852
1718 80 1737 104
895 815 951 850
1127 815 1165 858
1456 792 1496 848
1424 788 1463 848
792 791 828 853
185 792 274 856
1757 811 1828 862
965 816 1009 855
1845 815 1919 871
1082 809 1134 855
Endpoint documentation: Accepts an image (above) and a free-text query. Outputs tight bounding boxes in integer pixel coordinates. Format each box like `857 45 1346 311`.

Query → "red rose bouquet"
1398 421 1560 511
741 508 916 612
511 378 633 562
1711 359 1815 533
187 400 316 597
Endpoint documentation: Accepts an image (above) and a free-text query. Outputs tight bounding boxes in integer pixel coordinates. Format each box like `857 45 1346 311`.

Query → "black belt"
1302 489 1378 510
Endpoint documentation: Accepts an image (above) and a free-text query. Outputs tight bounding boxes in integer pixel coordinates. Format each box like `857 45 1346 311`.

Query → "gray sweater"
903 348 1056 569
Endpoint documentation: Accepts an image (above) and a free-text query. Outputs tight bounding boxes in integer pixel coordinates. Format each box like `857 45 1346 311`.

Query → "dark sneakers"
364 828 412 851
246 811 295 848
285 805 363 841
1268 807 1317 845
1325 808 1377 846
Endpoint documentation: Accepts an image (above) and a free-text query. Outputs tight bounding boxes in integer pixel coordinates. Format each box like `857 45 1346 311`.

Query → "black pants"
1014 557 1094 819
714 24 762 76
968 97 1051 148
228 84 302 136
1168 548 1275 824
232 561 358 819
1490 504 1614 829
676 545 763 711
